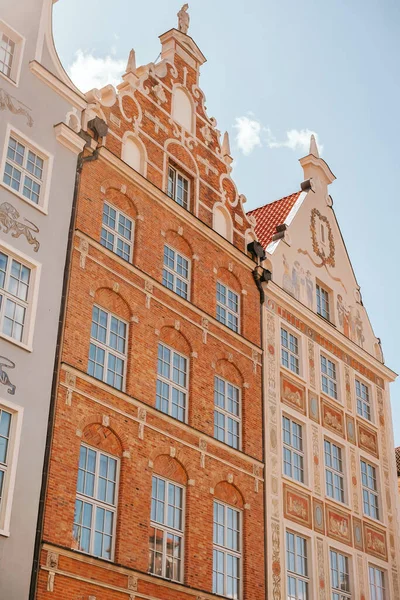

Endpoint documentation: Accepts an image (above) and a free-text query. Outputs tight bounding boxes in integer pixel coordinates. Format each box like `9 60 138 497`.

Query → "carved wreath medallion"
310 208 335 267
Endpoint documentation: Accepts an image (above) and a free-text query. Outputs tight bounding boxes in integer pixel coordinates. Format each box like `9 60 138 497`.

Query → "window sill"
280 364 307 386
362 513 384 527
356 412 375 428
0 71 18 88
147 571 183 585
325 495 349 511
0 181 48 215
282 474 311 493
0 332 32 352
0 527 10 537
320 391 342 406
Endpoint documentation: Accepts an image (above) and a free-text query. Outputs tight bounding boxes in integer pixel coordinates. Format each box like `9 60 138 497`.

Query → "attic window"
167 165 190 210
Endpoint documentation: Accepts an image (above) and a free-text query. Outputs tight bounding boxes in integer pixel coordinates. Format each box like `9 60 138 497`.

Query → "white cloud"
268 128 323 155
68 50 126 92
234 116 262 155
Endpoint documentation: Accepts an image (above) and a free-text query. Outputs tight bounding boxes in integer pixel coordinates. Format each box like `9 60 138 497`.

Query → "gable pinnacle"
309 134 320 158
126 49 137 74
222 131 231 157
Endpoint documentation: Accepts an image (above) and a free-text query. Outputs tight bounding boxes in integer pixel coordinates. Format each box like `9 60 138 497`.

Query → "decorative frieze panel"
283 483 312 528
280 374 306 415
363 522 388 561
357 422 379 458
313 498 325 534
321 399 345 438
325 504 352 546
352 516 363 551
345 415 356 445
308 391 319 423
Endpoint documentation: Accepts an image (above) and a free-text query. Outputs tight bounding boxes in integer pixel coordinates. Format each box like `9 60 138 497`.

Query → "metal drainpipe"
28 139 101 600
252 264 269 599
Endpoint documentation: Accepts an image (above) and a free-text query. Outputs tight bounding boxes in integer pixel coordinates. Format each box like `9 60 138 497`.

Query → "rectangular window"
100 203 134 262
3 135 45 206
167 166 189 210
281 327 300 375
0 407 12 514
356 379 371 421
213 501 241 599
0 21 24 84
330 549 351 600
361 460 379 520
316 284 330 320
216 281 239 333
0 250 31 343
325 440 345 503
286 531 309 600
321 355 338 400
162 245 190 300
214 376 240 450
72 445 118 560
282 416 304 483
0 401 22 535
148 475 184 582
369 566 385 600
87 305 127 391
156 343 188 422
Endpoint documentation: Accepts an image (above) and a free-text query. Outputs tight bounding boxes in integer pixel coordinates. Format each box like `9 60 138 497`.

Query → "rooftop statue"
178 4 190 34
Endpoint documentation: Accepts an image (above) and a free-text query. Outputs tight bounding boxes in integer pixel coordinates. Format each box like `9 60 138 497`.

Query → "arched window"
214 205 232 241
122 136 144 174
172 87 193 133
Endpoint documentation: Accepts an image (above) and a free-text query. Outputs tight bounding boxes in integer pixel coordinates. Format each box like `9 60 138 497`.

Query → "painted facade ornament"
317 538 327 600
0 88 33 127
350 448 359 513
326 505 352 546
281 375 306 414
177 4 190 34
152 83 167 105
308 339 316 388
344 365 352 411
310 208 335 267
0 356 16 395
357 555 366 599
337 294 365 348
200 123 213 146
282 254 314 308
0 202 40 251
271 520 281 600
312 425 321 496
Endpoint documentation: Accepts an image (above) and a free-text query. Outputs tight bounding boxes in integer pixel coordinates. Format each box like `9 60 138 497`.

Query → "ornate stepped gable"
82 24 256 254
247 136 383 358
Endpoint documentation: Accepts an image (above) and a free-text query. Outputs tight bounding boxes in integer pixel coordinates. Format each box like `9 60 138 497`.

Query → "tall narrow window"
325 440 345 503
361 460 379 520
282 416 304 483
286 531 309 600
281 328 300 375
162 245 190 300
167 166 189 210
148 475 184 582
369 566 385 600
321 355 338 400
100 203 133 262
0 408 12 512
216 282 239 333
316 284 330 320
213 501 241 599
0 33 14 79
3 135 45 206
0 250 31 343
330 550 351 600
88 306 127 391
73 445 118 560
214 376 240 449
156 343 188 422
356 379 371 421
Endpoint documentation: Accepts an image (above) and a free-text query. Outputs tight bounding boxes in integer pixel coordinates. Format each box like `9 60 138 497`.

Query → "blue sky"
53 0 400 443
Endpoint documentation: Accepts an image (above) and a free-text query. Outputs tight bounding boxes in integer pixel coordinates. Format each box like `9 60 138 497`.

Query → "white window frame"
214 375 241 450
167 165 190 210
321 353 339 401
216 281 240 334
286 530 309 600
0 397 23 537
281 326 300 376
0 20 25 86
72 443 119 561
324 439 345 504
282 415 305 484
100 202 134 262
1 125 53 214
361 458 380 521
156 342 189 423
162 244 191 301
87 305 128 392
0 240 41 352
330 548 351 600
369 565 386 600
356 378 372 422
316 283 330 321
148 474 185 583
213 500 242 599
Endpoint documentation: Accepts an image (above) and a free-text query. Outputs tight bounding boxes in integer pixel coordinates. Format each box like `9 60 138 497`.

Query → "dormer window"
167 166 189 210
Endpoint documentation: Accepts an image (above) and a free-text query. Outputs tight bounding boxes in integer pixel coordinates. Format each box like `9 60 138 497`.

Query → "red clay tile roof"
247 192 301 248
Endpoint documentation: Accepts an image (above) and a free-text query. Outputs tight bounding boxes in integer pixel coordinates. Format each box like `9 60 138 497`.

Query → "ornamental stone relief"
0 356 16 395
271 519 281 600
317 538 326 600
0 202 40 251
266 311 277 397
308 339 316 388
312 425 321 496
344 365 352 412
357 555 365 599
0 88 33 126
350 448 359 514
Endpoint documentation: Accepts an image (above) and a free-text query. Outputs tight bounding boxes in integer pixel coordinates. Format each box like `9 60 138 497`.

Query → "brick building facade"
33 18 265 600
